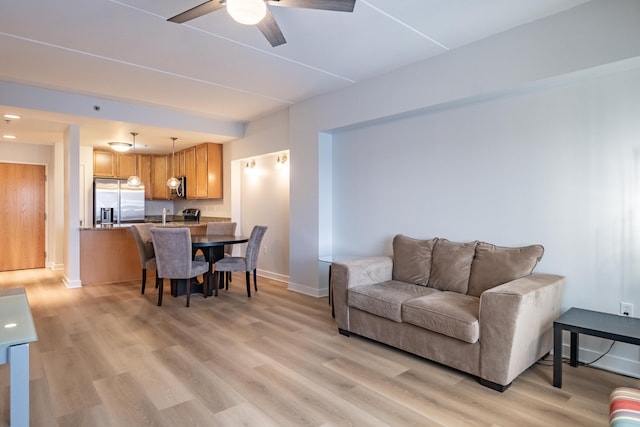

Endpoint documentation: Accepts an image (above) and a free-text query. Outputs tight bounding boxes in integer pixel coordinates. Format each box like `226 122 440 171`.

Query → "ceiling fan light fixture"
227 0 266 25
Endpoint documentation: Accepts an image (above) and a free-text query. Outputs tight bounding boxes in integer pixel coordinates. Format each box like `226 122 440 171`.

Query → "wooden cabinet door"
176 150 186 177
205 143 223 199
138 155 152 199
152 155 170 200
195 144 209 198
117 153 136 178
185 147 197 199
94 151 116 177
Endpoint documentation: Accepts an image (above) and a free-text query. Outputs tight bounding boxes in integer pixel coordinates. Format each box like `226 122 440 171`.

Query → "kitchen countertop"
81 216 230 230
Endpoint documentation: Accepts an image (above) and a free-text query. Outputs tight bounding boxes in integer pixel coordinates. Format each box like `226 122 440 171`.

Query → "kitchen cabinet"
93 150 117 177
194 143 222 199
93 150 137 179
117 153 136 178
151 155 171 200
138 155 152 199
185 147 197 199
176 150 186 177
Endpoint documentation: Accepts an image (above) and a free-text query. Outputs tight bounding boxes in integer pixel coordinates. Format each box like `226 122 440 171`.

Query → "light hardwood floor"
0 268 638 426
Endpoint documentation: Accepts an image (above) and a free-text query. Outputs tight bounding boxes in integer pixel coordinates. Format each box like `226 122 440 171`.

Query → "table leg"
553 325 562 388
570 332 579 367
9 343 30 427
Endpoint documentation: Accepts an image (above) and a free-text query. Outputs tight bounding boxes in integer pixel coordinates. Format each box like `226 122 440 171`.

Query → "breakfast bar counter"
79 219 228 285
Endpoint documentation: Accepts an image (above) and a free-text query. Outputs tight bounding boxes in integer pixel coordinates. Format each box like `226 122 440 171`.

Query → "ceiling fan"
168 0 356 47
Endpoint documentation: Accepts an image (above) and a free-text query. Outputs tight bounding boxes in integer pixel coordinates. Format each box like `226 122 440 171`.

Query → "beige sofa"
331 235 565 391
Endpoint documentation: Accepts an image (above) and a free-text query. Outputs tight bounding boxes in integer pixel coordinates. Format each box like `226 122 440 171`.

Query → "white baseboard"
47 262 64 271
287 281 327 298
560 342 640 379
62 275 82 288
256 269 289 284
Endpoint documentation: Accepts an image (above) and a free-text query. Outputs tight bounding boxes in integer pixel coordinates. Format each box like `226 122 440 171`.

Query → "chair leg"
141 268 147 294
219 271 225 291
185 279 191 307
245 271 251 297
253 269 258 292
225 272 229 290
156 277 163 306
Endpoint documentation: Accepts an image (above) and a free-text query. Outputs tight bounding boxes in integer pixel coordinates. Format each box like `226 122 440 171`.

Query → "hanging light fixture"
167 137 181 190
226 0 267 25
127 132 141 187
108 141 132 152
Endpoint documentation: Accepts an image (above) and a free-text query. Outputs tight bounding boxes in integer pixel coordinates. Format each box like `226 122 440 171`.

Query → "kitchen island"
79 219 228 286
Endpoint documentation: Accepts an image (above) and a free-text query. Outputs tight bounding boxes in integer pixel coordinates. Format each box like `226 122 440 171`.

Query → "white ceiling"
0 0 591 153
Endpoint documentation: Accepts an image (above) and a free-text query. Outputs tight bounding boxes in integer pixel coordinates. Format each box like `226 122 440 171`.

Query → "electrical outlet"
620 302 633 317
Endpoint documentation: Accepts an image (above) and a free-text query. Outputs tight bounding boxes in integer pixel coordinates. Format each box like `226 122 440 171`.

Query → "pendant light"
127 132 141 187
167 137 181 190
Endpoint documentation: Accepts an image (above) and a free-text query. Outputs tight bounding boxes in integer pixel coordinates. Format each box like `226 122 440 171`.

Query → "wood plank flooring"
1 268 638 426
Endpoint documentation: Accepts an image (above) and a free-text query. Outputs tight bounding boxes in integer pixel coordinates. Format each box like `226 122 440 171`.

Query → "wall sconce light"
108 141 133 152
276 153 288 169
245 159 256 174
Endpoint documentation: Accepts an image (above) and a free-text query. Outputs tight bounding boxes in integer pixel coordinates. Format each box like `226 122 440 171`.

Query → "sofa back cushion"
428 239 477 293
392 234 437 286
467 242 544 297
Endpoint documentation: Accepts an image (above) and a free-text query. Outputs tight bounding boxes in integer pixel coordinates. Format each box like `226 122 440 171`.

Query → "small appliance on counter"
182 208 201 223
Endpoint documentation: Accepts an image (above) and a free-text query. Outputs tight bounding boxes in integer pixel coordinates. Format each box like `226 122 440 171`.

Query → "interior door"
0 163 46 271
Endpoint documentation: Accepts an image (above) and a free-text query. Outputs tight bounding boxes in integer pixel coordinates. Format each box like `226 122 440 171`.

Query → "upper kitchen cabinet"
151 155 171 200
93 150 117 177
117 153 137 178
194 143 222 199
176 150 186 177
93 150 136 179
138 155 152 199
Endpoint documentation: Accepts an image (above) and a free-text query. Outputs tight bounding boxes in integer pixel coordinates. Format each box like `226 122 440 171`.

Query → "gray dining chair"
207 221 237 286
130 223 157 295
150 227 210 307
214 225 267 297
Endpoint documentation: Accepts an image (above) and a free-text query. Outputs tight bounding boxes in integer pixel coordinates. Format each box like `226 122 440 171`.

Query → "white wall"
277 0 640 376
240 152 290 281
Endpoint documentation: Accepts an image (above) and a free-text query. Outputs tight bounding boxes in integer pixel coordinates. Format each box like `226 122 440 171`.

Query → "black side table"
553 307 640 388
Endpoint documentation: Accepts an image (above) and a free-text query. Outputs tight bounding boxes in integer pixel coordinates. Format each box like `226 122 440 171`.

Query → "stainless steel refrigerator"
93 179 145 225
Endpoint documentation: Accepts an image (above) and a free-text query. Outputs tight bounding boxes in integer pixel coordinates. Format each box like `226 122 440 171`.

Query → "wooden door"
0 163 46 271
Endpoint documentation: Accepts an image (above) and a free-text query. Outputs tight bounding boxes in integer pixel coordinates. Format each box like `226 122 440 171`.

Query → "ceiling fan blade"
167 0 225 24
257 8 287 47
267 0 355 12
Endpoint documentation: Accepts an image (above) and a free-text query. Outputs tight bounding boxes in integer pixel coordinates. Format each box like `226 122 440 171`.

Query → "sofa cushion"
402 292 480 343
467 242 544 297
428 239 477 293
392 234 437 286
348 281 439 322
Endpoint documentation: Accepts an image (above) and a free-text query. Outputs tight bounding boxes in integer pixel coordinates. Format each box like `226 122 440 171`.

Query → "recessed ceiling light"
3 135 16 139
3 114 21 120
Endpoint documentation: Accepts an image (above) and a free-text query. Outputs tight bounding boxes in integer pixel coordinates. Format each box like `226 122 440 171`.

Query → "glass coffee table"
0 288 38 427
553 307 640 388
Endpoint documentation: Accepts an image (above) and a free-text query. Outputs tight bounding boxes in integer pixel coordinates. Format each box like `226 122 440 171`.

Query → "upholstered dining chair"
214 225 267 297
206 221 237 286
150 227 210 307
130 223 157 295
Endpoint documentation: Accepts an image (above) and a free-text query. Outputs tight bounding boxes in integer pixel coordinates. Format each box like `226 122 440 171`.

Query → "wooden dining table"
190 233 248 296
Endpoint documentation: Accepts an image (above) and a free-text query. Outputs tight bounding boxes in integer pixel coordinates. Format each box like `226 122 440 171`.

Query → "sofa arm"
331 256 393 330
479 273 565 386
